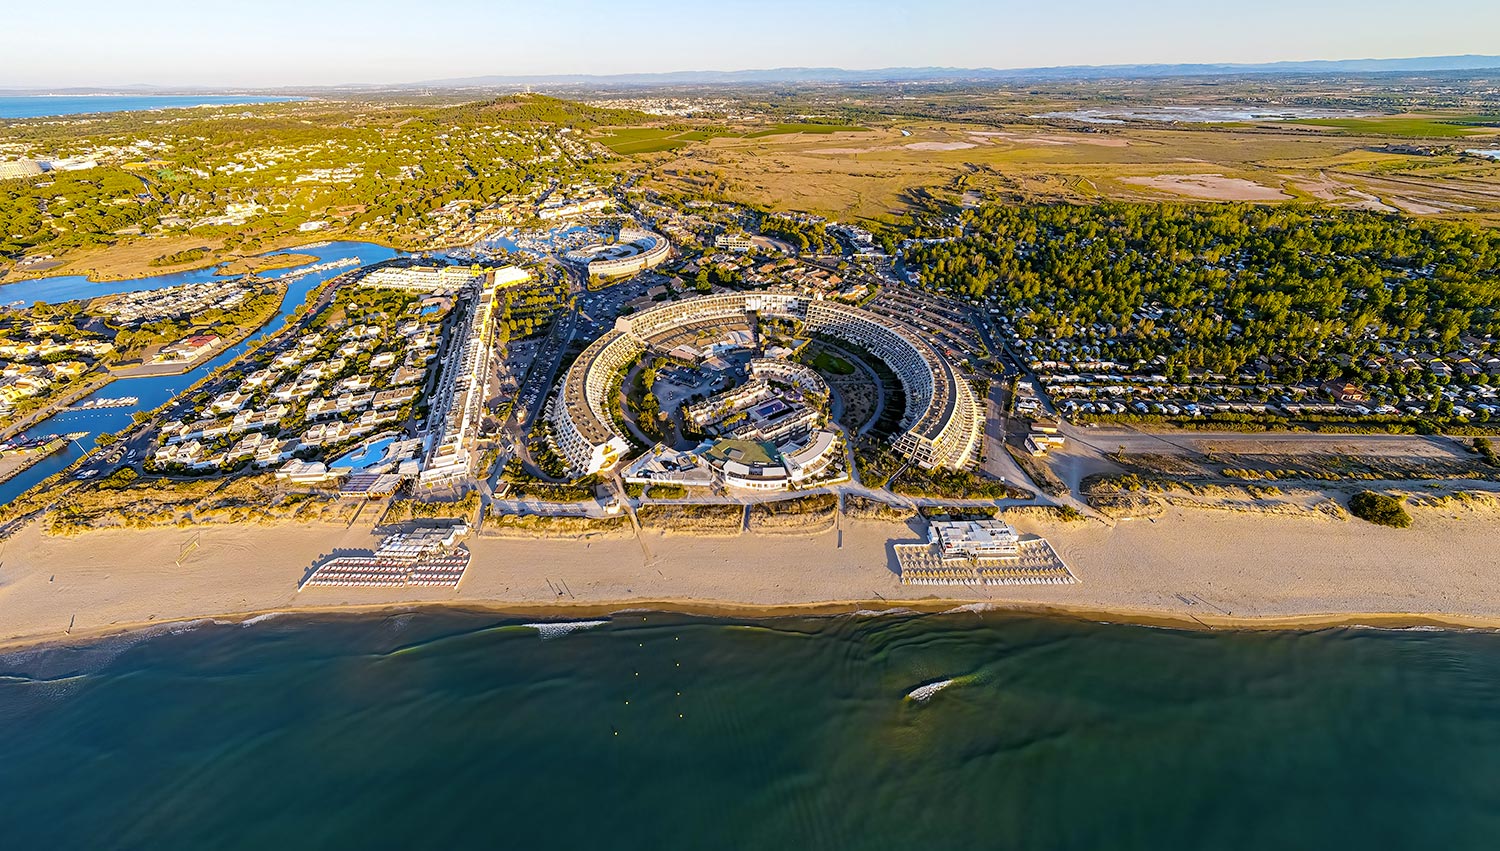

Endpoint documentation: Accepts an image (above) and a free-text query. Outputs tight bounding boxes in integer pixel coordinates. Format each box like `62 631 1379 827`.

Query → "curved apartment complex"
566 228 671 279
548 293 982 476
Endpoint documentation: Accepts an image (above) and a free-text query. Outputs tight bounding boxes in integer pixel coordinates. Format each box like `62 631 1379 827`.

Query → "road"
1064 423 1473 460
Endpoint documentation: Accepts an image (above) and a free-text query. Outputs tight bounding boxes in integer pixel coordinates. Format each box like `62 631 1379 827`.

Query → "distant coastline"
0 95 304 119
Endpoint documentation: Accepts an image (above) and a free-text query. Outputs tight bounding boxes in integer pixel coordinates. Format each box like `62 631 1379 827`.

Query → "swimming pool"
332 436 396 471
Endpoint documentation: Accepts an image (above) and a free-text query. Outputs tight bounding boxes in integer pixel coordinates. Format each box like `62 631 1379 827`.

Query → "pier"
70 396 139 411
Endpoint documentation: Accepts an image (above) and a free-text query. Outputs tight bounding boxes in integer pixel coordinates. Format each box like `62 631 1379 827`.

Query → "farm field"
1288 114 1500 138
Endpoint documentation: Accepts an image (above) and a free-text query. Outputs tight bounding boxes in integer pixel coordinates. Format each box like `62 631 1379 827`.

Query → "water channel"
0 241 403 505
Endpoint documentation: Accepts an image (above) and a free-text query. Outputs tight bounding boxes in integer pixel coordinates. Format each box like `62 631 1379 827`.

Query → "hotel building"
548 293 982 476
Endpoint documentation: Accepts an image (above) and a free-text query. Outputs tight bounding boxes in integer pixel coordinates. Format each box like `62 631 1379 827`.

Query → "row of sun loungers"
302 552 471 589
900 567 1076 586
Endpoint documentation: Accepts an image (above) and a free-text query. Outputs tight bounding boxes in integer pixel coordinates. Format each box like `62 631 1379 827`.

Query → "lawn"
811 351 856 375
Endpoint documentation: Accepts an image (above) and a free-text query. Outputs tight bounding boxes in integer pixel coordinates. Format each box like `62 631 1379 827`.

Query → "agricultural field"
595 127 717 155
744 123 871 138
1288 114 1500 138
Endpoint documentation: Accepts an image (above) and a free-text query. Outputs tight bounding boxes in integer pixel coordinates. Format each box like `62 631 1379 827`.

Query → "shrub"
1349 491 1411 528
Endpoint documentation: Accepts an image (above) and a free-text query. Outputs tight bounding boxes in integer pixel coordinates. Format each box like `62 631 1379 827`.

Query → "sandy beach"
4 501 1500 651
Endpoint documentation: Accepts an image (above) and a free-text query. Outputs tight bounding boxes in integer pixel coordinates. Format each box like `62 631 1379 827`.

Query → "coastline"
5 503 1500 653
5 598 1498 658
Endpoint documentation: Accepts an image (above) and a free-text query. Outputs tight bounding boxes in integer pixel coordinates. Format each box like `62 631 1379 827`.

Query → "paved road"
1067 423 1471 459
980 383 1037 491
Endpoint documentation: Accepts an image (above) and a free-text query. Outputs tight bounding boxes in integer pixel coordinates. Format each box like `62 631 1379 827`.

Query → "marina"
267 256 360 282
0 242 403 507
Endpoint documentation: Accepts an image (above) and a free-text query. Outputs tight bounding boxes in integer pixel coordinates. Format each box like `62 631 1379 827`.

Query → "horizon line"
4 51 1500 93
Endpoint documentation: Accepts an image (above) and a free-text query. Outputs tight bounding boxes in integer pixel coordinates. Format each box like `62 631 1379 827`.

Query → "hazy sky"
4 0 1499 88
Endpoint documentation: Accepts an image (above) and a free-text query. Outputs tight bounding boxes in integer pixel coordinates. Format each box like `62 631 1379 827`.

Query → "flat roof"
704 438 780 466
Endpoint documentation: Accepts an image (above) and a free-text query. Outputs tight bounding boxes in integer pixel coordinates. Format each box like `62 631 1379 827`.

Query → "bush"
1349 491 1412 528
645 483 687 500
1475 437 1499 467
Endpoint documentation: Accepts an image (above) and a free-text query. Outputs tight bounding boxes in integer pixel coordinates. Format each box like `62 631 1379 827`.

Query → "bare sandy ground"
1122 173 1292 201
808 133 1129 156
903 141 978 152
4 502 1500 649
969 131 1132 148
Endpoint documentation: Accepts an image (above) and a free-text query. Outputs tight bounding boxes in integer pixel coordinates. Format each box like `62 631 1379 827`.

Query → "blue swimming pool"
332 436 396 470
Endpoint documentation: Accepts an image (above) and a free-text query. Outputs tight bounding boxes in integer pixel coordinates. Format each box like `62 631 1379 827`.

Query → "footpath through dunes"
7 499 1500 650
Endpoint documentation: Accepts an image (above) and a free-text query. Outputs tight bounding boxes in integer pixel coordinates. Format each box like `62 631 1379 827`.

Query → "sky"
3 0 1499 88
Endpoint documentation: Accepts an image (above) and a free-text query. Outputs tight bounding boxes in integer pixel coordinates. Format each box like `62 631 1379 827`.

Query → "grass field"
596 128 709 155
745 123 870 138
1287 115 1499 138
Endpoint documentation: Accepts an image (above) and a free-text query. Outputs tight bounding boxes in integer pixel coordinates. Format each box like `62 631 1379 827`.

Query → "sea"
2 610 1499 849
0 95 301 119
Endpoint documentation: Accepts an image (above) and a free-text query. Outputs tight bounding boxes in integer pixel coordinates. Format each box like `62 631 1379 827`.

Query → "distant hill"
434 94 651 126
7 54 1499 95
415 55 1500 87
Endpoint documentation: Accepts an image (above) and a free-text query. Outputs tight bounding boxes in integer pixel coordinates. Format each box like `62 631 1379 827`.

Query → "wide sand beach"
4 501 1500 651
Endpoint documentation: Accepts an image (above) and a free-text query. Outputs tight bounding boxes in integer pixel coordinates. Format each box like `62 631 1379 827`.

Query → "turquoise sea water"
0 95 301 119
3 611 1499 849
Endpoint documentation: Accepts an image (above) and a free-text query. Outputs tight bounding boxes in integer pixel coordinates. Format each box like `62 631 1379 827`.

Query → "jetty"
71 396 139 411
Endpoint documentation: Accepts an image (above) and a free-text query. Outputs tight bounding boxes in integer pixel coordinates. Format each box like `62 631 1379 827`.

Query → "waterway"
1032 106 1373 124
0 241 402 506
0 95 303 120
3 610 1500 848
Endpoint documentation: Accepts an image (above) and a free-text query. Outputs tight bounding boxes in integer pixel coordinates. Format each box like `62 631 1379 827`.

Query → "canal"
0 242 403 506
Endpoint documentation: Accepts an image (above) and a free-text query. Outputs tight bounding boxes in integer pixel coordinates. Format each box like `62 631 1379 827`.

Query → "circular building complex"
547 292 983 477
564 228 671 279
